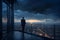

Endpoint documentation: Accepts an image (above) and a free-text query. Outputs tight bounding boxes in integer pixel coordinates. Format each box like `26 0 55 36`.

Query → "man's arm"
24 20 26 24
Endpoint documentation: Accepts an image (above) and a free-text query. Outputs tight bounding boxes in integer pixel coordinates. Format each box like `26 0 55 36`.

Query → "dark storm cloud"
14 10 59 20
14 0 60 19
14 10 34 17
16 0 60 14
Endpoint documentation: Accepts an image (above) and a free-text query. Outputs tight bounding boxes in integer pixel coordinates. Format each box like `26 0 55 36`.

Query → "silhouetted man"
21 17 26 32
21 17 26 40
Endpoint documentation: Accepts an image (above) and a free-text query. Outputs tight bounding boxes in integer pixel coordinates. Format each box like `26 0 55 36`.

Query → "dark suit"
21 18 26 32
21 19 26 26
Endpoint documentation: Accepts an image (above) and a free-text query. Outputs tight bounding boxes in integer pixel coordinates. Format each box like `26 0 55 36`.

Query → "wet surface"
14 31 44 40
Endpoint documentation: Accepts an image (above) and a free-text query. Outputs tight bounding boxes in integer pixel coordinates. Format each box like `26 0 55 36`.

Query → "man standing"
21 17 26 32
21 17 26 40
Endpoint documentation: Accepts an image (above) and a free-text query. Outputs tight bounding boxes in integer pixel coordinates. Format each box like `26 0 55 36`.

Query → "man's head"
22 17 24 19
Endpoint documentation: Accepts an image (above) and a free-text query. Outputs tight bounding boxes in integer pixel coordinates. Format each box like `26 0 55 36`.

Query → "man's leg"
22 26 25 40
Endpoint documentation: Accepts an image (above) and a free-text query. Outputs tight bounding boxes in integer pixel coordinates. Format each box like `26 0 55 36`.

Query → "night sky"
2 0 60 24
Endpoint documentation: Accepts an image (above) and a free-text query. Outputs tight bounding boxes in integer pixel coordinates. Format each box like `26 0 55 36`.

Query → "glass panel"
2 2 7 30
2 2 7 40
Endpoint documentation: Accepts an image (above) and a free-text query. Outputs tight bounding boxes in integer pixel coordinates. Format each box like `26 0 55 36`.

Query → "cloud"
14 0 60 19
16 0 60 14
14 9 60 21
14 10 34 19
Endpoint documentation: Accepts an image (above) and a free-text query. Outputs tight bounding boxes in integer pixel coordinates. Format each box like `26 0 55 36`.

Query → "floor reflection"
14 31 44 40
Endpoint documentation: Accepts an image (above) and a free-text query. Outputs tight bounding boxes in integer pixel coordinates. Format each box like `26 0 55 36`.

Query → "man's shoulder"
21 19 25 20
